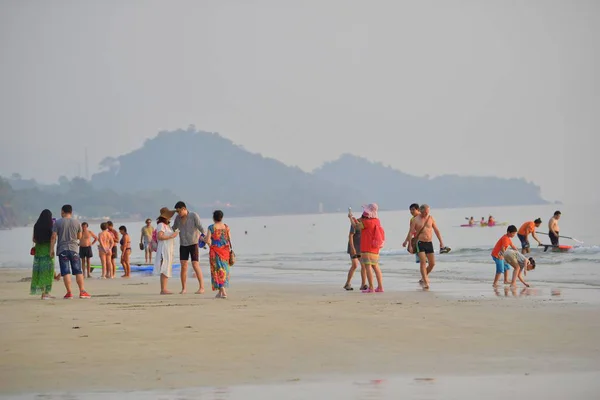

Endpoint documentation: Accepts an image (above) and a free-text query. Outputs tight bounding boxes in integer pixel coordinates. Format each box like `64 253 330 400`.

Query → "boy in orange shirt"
491 225 519 287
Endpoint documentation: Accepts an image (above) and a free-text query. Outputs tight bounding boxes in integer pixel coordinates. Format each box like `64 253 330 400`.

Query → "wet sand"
1 269 599 396
5 373 600 400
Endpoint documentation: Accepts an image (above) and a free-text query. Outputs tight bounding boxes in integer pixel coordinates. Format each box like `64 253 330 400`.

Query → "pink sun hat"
362 203 379 218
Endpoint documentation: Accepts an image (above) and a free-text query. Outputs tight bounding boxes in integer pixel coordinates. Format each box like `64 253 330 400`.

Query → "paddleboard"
538 244 573 253
90 263 181 272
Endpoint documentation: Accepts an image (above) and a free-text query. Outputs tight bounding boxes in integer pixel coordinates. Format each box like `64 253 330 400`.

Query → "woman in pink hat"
348 203 385 293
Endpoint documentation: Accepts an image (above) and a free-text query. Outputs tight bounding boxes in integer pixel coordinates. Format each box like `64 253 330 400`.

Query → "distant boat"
460 222 508 228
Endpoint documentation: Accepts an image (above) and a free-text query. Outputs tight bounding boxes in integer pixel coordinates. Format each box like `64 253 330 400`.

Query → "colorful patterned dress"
30 242 55 295
208 224 231 290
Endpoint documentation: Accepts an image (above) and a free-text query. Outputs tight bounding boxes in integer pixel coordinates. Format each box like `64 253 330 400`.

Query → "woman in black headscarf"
30 209 56 299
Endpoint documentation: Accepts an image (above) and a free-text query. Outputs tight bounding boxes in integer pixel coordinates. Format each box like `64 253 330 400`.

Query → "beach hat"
362 203 379 218
158 207 176 220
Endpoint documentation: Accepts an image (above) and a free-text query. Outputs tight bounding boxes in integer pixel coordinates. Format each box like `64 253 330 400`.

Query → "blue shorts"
58 250 83 276
517 234 529 249
492 256 510 274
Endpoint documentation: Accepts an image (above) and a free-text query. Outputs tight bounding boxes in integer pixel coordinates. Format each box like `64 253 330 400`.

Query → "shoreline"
1 269 600 394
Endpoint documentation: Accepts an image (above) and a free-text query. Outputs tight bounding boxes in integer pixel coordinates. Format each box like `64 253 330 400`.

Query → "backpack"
372 221 385 249
150 229 158 252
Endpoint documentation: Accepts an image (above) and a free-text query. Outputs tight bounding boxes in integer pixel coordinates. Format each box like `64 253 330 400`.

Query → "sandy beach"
1 269 600 396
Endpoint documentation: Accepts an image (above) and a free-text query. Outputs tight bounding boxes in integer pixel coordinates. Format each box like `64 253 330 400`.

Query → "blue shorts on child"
492 256 510 274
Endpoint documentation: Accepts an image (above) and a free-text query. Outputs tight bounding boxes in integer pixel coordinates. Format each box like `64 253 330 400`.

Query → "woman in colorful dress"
153 207 177 294
205 210 232 299
30 209 56 299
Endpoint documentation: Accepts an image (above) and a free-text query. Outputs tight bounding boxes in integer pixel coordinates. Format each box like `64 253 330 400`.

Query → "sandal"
343 284 354 291
359 285 368 291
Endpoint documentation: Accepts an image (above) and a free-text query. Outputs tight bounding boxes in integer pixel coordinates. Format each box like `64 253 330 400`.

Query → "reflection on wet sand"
494 286 541 298
353 379 386 400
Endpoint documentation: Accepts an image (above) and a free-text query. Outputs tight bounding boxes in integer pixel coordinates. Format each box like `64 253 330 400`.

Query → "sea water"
2 203 599 298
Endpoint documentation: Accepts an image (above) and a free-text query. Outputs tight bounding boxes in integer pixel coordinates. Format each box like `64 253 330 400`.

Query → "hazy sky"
1 0 598 203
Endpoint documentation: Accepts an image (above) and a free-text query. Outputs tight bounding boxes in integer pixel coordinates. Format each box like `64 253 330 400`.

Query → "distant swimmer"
517 218 542 254
548 211 561 246
480 217 486 226
487 215 495 226
468 216 475 226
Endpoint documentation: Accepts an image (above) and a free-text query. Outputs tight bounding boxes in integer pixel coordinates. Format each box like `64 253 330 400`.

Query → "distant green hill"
90 128 359 216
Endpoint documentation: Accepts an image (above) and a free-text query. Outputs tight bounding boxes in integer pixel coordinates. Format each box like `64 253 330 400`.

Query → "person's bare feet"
195 288 205 294
160 290 173 295
180 289 186 294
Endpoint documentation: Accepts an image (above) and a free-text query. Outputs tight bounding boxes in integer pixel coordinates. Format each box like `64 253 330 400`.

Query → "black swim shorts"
549 231 559 246
417 241 435 254
180 244 199 262
79 246 93 259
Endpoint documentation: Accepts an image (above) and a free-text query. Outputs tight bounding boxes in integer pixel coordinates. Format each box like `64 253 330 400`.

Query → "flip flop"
440 247 451 254
343 285 354 291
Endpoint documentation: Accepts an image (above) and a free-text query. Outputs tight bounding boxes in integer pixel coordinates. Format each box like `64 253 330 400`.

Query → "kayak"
460 222 508 227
